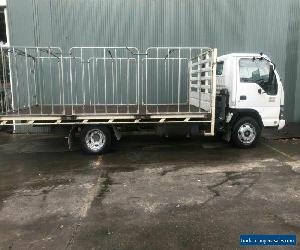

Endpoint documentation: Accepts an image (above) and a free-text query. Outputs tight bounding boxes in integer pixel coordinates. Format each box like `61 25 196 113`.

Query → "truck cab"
216 53 285 148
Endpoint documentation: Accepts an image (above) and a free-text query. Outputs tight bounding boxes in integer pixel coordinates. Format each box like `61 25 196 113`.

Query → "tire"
231 117 261 148
80 125 111 154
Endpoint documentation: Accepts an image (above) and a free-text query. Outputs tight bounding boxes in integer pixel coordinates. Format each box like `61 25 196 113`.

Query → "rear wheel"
80 125 111 154
232 117 261 148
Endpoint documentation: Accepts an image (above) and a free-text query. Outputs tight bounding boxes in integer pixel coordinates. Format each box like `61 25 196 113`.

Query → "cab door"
236 57 281 127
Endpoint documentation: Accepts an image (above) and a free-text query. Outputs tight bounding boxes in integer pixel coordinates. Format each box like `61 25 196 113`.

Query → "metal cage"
0 46 217 134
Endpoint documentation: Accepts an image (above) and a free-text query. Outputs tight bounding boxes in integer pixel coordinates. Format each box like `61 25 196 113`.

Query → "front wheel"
231 117 261 148
80 125 111 154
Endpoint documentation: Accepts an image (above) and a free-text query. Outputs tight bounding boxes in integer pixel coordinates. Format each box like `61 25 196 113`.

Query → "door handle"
240 95 247 100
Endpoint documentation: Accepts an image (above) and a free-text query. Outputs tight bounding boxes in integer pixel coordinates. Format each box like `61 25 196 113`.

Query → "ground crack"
204 171 260 205
65 221 81 250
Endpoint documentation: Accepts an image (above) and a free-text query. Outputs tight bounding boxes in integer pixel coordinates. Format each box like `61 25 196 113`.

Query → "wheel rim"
85 129 106 152
237 123 256 145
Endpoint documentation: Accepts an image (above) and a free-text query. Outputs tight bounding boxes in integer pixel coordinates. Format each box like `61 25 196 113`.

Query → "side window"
239 58 278 95
216 61 224 75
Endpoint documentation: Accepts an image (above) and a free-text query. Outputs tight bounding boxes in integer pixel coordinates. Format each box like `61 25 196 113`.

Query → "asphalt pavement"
0 132 299 250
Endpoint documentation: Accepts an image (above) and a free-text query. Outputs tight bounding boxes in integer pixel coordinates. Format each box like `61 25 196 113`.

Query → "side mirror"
258 88 265 94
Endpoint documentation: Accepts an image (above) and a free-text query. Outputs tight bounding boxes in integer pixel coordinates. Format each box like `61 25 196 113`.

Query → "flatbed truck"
0 46 285 153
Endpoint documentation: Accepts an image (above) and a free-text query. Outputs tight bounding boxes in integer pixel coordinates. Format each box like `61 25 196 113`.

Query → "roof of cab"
218 53 271 61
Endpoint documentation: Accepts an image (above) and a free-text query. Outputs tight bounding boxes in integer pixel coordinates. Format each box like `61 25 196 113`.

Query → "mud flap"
68 126 77 150
223 127 231 142
112 125 122 141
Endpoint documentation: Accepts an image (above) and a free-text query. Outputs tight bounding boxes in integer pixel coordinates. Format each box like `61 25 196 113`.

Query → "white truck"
0 46 285 154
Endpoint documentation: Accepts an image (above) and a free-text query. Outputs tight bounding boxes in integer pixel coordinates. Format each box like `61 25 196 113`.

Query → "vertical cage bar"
12 48 20 115
69 57 74 115
163 59 169 107
7 49 14 114
115 49 118 113
74 58 78 105
93 58 96 114
137 54 140 114
164 57 167 108
156 48 159 113
0 47 6 114
177 50 181 112
167 49 170 112
88 59 91 107
96 58 99 106
48 48 54 114
81 48 85 113
33 56 38 106
119 58 122 105
41 57 45 112
60 50 65 115
25 48 32 115
145 52 148 114
58 60 61 105
103 49 107 113
188 48 192 113
171 60 174 104
36 48 43 114
126 58 129 113
111 57 115 107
